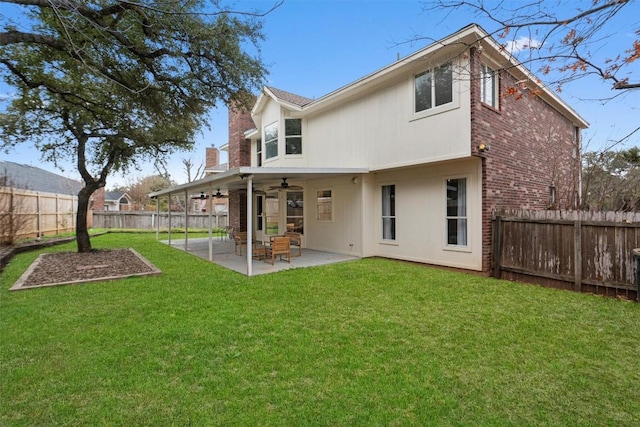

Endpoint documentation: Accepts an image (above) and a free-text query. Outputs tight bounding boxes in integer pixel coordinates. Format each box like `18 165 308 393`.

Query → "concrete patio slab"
161 237 360 276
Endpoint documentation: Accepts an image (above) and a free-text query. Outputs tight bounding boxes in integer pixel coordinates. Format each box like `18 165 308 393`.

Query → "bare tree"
182 157 205 183
423 0 638 93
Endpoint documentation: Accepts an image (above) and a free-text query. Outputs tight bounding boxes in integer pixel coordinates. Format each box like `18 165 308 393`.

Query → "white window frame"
410 61 459 122
285 118 302 156
480 64 498 108
316 189 333 221
286 190 304 234
255 138 262 166
381 184 396 241
414 62 453 113
255 194 264 231
264 121 278 160
445 177 468 248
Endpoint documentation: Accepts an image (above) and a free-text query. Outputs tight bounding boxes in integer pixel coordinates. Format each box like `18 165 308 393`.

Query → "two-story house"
151 24 588 275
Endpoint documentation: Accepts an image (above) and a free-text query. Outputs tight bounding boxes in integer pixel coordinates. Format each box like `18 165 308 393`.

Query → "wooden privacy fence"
92 211 228 230
493 210 640 300
0 187 79 242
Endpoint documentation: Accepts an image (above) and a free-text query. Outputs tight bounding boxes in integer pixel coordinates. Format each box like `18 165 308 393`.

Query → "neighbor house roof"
104 191 130 202
0 161 83 195
205 162 228 174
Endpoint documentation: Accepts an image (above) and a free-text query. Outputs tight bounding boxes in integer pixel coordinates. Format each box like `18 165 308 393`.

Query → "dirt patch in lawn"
10 248 161 291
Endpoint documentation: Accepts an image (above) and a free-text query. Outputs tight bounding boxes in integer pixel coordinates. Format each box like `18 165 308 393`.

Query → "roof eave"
300 24 483 114
262 86 305 111
149 166 369 198
291 23 587 128
477 30 589 128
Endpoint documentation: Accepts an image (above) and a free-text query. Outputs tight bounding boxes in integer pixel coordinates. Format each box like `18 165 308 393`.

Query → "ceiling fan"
213 189 228 199
190 192 209 200
268 178 303 191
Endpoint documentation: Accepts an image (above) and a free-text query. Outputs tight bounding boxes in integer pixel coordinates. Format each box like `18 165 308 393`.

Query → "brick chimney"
227 99 255 168
92 187 105 211
227 97 256 231
205 146 220 168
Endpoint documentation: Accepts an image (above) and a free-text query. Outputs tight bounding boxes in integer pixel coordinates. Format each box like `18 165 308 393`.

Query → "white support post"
184 190 189 252
246 176 254 276
167 195 172 245
208 187 213 261
155 197 160 241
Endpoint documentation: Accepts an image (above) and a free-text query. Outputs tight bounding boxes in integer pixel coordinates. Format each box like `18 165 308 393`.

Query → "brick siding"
227 99 256 231
205 147 219 168
470 47 581 272
92 187 105 211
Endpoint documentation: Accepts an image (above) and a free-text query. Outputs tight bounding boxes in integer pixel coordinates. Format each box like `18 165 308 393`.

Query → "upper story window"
480 64 498 108
256 138 262 166
415 62 453 113
285 119 302 155
264 122 278 160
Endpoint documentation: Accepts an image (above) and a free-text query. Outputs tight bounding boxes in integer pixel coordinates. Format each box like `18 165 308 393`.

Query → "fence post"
574 218 582 292
491 215 502 278
634 248 640 302
36 192 41 237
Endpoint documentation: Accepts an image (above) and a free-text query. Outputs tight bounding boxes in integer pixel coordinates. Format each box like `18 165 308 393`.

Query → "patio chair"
252 241 266 260
224 226 234 241
283 231 302 257
234 231 248 255
264 236 291 265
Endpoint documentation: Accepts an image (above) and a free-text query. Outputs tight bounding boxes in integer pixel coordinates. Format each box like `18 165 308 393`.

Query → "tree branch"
0 29 64 48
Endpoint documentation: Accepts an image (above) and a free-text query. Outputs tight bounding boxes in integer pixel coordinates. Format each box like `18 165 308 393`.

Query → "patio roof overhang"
149 166 369 277
148 166 370 198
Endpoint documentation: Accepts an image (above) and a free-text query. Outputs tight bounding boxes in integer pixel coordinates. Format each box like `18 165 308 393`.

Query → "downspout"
577 127 583 208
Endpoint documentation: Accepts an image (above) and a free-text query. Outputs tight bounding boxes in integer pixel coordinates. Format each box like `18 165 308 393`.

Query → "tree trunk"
76 184 99 253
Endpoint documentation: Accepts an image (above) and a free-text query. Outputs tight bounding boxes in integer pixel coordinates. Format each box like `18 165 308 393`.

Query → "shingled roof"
104 191 128 202
265 86 314 107
0 161 83 195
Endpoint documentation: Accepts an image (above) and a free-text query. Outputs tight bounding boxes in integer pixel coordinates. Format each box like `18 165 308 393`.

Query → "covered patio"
149 166 368 276
162 237 359 275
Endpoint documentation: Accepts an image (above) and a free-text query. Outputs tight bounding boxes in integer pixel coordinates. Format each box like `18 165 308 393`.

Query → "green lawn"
1 233 640 426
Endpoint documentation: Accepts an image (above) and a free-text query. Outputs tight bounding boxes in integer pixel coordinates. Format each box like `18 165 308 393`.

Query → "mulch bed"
10 248 161 291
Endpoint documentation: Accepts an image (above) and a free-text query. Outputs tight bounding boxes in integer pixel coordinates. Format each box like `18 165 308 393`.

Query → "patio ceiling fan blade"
213 189 228 199
267 178 303 191
190 192 209 200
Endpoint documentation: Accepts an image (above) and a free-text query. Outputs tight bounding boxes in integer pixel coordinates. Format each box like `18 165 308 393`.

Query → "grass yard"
1 233 640 426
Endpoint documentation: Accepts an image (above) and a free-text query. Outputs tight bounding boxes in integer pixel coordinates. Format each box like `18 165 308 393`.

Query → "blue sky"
1 0 639 189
